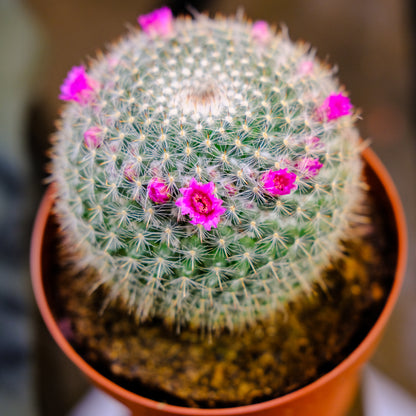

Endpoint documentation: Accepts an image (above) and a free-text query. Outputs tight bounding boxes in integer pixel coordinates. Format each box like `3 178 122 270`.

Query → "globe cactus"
51 8 364 332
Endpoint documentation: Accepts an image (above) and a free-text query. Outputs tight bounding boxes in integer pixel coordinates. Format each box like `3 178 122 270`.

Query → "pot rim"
30 147 407 415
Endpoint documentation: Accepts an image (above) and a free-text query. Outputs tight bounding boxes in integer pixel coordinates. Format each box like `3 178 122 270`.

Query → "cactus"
51 8 364 332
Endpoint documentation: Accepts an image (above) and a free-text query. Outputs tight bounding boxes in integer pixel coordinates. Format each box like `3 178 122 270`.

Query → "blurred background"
0 0 414 415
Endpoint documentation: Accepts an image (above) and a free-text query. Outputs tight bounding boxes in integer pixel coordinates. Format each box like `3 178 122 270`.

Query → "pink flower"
305 136 321 148
83 126 103 149
149 164 162 177
107 55 120 69
176 178 226 230
224 183 237 196
138 7 173 37
245 202 255 210
123 164 137 182
295 158 323 179
148 178 170 204
251 21 271 43
317 93 353 121
207 166 219 179
261 168 297 196
298 60 314 75
59 65 98 103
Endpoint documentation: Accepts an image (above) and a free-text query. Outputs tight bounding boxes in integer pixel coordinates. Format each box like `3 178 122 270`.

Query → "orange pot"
31 148 407 416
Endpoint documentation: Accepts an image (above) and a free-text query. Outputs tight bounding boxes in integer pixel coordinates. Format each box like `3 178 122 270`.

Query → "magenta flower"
107 54 120 69
148 178 170 204
176 178 226 230
123 164 137 182
295 158 323 179
59 65 98 103
83 126 103 149
261 168 297 196
318 93 353 121
138 7 173 37
298 60 314 75
305 136 321 148
224 183 237 196
251 20 271 43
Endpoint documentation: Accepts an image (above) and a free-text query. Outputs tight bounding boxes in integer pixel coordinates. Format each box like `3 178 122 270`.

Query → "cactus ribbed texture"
51 12 364 331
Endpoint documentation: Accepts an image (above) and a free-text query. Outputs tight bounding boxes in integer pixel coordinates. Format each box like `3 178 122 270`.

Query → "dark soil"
45 167 397 408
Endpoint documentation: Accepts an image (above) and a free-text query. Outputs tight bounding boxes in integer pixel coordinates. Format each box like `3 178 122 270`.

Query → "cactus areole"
51 9 363 332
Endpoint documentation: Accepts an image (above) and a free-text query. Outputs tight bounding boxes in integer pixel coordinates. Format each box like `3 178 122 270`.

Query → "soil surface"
49 181 397 408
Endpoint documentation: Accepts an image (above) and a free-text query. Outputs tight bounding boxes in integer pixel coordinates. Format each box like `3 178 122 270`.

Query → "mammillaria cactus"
51 8 364 332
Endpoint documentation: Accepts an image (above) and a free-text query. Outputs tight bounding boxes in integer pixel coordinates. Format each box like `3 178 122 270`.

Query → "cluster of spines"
51 10 364 331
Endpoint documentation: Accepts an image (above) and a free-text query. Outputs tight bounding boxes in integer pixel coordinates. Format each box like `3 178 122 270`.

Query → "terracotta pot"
31 147 407 416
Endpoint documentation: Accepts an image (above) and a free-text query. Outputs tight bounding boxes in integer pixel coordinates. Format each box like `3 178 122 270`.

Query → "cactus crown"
51 9 364 331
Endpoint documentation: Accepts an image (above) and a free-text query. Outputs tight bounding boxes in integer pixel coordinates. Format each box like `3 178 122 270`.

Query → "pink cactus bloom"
318 93 353 121
107 55 120 69
251 20 271 43
305 136 321 148
298 60 314 75
261 168 297 196
138 6 173 37
224 183 237 196
123 164 137 182
295 157 323 179
83 126 103 149
176 178 226 230
148 178 170 204
59 65 98 103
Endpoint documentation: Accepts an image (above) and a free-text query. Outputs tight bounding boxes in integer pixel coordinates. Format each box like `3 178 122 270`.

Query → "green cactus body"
51 13 364 331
